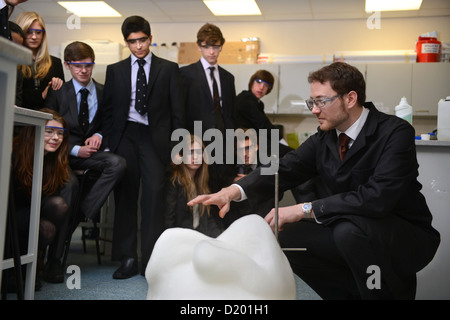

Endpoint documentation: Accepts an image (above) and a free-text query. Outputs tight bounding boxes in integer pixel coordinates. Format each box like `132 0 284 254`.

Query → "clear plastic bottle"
395 97 413 125
438 96 450 141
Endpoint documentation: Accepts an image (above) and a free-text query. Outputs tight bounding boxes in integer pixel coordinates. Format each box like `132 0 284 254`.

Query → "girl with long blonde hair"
165 134 222 237
15 11 64 109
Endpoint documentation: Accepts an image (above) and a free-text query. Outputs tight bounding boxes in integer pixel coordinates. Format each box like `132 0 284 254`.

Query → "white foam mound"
145 214 296 300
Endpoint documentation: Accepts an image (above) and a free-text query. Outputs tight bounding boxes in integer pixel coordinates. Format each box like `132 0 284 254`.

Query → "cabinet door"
278 63 323 114
412 63 450 116
366 63 413 115
278 63 366 114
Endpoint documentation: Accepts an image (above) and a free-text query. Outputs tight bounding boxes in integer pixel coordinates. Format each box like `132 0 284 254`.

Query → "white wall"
44 16 450 57
45 16 449 136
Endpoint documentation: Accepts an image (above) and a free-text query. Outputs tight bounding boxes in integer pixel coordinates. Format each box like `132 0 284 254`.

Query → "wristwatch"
302 202 312 219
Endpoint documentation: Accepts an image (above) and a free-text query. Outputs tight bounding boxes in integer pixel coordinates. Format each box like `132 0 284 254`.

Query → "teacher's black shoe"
113 258 138 279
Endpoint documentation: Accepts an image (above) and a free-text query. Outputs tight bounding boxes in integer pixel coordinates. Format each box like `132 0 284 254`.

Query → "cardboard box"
178 41 259 65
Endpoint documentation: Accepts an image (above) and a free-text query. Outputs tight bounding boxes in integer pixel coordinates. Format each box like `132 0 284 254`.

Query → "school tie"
339 133 351 161
209 66 225 133
79 88 90 133
135 59 148 116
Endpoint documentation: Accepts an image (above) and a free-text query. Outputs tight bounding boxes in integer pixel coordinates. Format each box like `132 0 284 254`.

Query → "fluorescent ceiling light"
203 0 262 16
365 0 422 12
58 1 122 17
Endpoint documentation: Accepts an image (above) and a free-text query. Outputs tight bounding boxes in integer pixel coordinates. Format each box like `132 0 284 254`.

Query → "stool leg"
94 222 101 265
62 172 86 269
6 170 24 300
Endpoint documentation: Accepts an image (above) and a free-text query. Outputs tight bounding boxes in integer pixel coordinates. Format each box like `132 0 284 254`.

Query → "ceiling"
10 0 450 25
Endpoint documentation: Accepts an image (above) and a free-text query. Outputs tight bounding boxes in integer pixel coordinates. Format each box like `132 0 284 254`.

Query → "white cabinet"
275 62 448 116
278 63 366 114
412 63 450 116
366 63 413 115
278 63 322 114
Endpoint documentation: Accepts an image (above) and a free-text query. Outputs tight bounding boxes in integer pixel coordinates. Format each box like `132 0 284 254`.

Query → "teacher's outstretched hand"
188 185 242 218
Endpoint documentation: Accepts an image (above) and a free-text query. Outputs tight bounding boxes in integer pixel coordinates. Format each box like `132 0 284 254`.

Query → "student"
180 23 236 136
8 21 24 44
189 62 440 300
6 21 25 106
0 0 27 39
180 22 237 203
44 41 125 224
165 134 222 237
235 69 292 157
223 133 262 228
15 11 64 109
102 15 185 279
11 108 71 284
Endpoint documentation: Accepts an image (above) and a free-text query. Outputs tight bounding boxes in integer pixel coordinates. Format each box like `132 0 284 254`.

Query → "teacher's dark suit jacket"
238 102 440 268
180 60 236 133
45 79 104 152
101 54 185 163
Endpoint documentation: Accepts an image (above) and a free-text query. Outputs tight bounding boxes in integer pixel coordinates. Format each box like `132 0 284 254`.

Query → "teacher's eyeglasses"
305 94 344 111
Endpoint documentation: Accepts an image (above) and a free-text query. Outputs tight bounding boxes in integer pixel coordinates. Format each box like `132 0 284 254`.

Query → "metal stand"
274 167 307 252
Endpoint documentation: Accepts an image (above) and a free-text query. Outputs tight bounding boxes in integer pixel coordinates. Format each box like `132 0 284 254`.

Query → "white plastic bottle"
395 97 413 125
438 96 450 141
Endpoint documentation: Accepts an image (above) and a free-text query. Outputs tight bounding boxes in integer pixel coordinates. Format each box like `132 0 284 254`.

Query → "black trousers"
111 122 167 271
279 216 439 300
69 150 126 220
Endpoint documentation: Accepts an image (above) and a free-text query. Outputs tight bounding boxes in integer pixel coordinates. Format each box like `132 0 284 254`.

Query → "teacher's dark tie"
208 66 225 133
135 59 148 116
339 133 351 161
79 88 89 133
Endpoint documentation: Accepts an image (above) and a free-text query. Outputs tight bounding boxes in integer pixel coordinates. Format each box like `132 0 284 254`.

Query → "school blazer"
180 60 236 133
101 54 185 163
44 79 104 152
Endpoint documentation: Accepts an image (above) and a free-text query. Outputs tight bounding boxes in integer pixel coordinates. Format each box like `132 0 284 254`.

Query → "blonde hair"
15 12 52 79
171 135 210 216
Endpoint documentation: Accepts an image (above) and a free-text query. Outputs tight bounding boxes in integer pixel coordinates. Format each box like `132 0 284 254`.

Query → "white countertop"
416 140 450 147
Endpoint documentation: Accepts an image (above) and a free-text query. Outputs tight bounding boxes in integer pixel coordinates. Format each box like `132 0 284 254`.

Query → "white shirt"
128 53 151 125
71 78 101 157
336 106 370 148
200 56 222 107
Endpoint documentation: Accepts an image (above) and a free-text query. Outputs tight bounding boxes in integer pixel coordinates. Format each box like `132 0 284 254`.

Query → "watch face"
303 203 312 211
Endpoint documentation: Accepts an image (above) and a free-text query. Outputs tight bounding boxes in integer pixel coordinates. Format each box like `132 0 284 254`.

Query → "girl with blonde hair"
165 134 222 237
15 11 64 109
